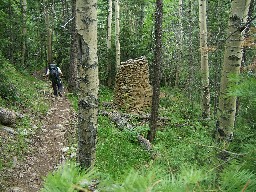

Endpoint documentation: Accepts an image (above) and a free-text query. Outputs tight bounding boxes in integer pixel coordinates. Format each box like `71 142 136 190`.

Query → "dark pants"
52 78 63 96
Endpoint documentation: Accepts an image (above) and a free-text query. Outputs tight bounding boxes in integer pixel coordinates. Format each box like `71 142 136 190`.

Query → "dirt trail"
2 94 76 192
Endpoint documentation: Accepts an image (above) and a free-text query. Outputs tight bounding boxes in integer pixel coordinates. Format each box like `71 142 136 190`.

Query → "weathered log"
100 107 192 128
99 110 152 151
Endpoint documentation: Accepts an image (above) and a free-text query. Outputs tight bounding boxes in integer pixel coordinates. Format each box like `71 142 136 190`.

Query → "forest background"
0 0 256 191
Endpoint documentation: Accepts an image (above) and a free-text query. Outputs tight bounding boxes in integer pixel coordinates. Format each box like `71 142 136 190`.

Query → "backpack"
49 64 59 82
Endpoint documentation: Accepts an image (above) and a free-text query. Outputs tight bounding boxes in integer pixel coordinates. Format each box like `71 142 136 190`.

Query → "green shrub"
0 75 20 102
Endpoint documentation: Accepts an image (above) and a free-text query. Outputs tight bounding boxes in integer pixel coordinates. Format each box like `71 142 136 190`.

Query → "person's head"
49 63 57 68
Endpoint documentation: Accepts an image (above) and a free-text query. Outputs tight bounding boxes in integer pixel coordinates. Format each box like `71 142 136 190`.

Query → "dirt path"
2 94 76 192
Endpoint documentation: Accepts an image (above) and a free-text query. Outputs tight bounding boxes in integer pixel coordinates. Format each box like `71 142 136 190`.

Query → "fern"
220 163 256 192
41 161 97 192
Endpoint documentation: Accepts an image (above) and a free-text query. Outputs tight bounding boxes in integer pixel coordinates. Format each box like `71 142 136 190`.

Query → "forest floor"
0 82 76 192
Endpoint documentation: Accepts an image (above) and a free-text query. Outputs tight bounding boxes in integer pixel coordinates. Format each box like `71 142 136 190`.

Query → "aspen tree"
76 0 99 168
115 0 121 70
198 0 210 118
218 0 251 141
107 0 113 86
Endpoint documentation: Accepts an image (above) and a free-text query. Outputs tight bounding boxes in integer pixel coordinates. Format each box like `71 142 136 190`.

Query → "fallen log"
99 110 152 151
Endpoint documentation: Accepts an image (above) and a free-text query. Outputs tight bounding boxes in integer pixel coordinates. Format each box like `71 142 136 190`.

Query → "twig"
146 180 162 192
61 16 75 29
242 179 251 192
193 142 247 157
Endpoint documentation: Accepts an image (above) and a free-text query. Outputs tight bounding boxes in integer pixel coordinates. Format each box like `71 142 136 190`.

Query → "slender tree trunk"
175 0 183 87
147 0 163 142
115 0 121 70
44 1 53 65
21 0 27 67
76 0 99 169
68 0 78 92
188 0 195 108
199 0 210 118
8 1 14 63
107 0 113 87
217 0 251 141
107 0 112 49
241 0 255 67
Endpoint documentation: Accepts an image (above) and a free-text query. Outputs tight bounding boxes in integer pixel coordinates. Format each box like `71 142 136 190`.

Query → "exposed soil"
0 83 76 192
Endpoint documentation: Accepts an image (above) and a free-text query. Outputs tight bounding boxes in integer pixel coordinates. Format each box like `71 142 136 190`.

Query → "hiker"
45 63 63 97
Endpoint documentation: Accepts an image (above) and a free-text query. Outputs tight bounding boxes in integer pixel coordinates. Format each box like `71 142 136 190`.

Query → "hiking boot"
58 92 62 97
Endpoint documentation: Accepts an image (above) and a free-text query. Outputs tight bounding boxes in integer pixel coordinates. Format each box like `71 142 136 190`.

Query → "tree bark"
107 0 113 87
21 0 27 67
76 0 99 169
217 0 251 141
44 0 53 65
175 0 183 87
107 0 112 50
68 0 78 92
115 0 121 70
198 0 210 118
147 0 163 142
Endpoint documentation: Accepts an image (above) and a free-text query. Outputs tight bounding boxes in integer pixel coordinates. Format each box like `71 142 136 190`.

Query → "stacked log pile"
114 57 152 113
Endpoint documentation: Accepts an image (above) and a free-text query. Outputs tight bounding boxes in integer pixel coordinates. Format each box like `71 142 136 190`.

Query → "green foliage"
239 143 256 171
0 73 20 103
220 163 256 191
41 161 98 192
99 85 114 103
41 162 214 192
228 74 256 137
41 86 256 191
0 58 49 170
0 59 49 112
96 116 151 180
67 93 79 112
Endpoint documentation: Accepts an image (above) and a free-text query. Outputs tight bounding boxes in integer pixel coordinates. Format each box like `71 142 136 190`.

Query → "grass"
0 61 49 112
1 58 255 191
41 86 256 191
41 85 256 191
0 59 51 170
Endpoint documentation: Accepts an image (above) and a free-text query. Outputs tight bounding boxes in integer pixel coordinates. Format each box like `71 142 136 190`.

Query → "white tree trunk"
175 0 183 87
107 0 112 49
76 0 99 168
218 0 251 141
198 0 210 118
115 0 121 70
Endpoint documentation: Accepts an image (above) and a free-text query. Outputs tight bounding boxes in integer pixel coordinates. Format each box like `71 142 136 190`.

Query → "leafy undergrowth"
0 57 50 171
41 86 256 191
